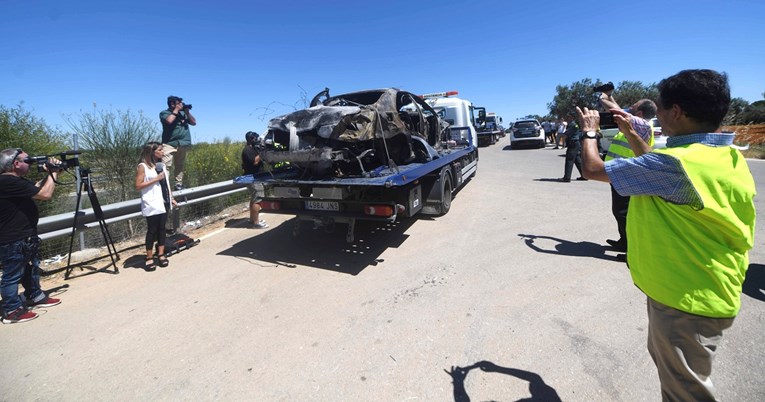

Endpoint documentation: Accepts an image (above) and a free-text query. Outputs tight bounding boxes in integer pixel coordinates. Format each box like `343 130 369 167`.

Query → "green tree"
65 107 157 203
185 138 244 186
548 79 600 120
0 103 69 162
611 81 658 108
0 103 71 216
548 79 658 119
723 97 750 125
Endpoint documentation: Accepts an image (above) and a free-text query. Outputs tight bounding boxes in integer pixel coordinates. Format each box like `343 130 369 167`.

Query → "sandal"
157 255 169 267
144 258 156 272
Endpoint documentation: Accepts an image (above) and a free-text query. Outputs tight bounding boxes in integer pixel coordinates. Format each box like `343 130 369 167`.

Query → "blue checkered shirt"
605 133 736 209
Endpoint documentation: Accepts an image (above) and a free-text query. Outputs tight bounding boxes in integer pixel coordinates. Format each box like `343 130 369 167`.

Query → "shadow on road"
445 360 561 402
743 263 765 302
217 217 415 275
518 233 623 262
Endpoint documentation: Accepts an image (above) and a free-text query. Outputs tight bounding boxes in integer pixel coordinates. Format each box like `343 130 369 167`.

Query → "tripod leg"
65 181 86 279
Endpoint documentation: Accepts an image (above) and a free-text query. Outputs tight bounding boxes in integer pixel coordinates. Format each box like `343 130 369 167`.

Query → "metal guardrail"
38 179 247 241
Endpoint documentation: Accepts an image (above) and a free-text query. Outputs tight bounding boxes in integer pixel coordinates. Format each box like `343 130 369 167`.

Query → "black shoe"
576 177 588 181
606 239 627 252
559 178 571 183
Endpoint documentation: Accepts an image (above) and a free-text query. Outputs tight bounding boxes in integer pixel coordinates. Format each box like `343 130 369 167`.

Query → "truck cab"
422 91 480 149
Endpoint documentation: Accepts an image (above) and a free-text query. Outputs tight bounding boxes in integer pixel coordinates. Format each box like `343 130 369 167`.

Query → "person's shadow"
445 360 561 402
743 263 765 302
518 233 622 262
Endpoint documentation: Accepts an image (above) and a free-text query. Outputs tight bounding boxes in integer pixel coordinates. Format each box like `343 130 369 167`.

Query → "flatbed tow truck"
234 89 478 242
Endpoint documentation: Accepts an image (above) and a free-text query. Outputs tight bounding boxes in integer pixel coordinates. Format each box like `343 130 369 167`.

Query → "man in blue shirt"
577 69 756 401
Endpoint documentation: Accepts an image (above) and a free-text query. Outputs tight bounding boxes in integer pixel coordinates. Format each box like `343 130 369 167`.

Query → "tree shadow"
445 360 561 402
217 217 415 275
743 263 765 302
518 233 622 262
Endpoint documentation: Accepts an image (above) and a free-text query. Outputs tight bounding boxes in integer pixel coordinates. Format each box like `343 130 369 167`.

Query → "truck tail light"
364 205 394 217
260 201 280 210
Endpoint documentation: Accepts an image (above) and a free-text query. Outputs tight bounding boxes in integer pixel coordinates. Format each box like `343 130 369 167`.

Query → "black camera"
593 81 615 92
24 150 81 173
183 103 192 110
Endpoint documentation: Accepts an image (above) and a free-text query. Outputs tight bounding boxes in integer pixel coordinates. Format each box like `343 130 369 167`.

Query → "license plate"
305 200 339 211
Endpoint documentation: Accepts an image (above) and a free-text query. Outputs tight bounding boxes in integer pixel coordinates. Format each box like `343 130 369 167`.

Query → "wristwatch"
583 131 598 139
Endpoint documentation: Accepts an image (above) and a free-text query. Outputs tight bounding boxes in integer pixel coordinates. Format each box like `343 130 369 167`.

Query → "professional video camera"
24 150 81 173
593 81 615 93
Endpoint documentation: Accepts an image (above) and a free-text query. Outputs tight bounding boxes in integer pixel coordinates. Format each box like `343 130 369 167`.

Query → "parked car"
509 119 545 149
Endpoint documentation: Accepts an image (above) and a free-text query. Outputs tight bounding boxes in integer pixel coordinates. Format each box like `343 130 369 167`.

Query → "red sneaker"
28 296 61 309
2 307 38 324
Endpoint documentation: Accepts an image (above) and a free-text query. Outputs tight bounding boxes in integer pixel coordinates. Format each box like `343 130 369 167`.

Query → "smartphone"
599 112 618 129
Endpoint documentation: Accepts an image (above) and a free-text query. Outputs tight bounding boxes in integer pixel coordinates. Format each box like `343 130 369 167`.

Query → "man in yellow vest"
599 91 657 253
577 69 756 401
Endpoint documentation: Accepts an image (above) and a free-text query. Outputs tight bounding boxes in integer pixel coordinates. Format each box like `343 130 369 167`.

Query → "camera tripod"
65 168 120 279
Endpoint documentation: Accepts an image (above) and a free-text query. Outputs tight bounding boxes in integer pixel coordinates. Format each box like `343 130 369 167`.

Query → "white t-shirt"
139 163 169 217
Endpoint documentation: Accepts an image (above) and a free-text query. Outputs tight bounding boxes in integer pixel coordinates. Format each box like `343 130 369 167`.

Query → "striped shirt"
605 133 736 209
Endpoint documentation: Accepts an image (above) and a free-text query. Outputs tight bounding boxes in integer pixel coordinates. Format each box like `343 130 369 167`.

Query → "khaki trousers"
161 144 189 186
646 297 734 402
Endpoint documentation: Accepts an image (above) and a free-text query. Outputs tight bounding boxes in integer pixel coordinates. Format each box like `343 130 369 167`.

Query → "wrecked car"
261 88 450 178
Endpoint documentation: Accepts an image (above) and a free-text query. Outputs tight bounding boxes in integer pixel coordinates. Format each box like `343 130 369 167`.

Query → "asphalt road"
3 140 764 401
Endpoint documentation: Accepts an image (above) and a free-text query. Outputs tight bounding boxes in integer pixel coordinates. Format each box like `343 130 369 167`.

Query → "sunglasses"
12 148 24 163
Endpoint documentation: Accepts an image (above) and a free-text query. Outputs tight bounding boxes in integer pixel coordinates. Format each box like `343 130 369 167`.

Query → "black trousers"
563 140 583 180
145 213 168 251
610 184 630 243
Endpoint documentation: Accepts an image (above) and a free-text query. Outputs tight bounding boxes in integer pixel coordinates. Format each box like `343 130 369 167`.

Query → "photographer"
160 95 196 191
0 148 62 324
578 69 755 401
241 131 267 229
595 83 656 252
594 81 618 111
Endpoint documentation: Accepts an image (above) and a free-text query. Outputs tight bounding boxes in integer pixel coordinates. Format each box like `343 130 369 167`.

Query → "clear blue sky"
2 0 764 144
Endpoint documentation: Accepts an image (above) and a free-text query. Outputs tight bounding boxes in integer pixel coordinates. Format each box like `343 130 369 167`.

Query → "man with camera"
577 69 756 401
241 131 268 229
0 148 63 324
160 95 196 191
594 82 656 253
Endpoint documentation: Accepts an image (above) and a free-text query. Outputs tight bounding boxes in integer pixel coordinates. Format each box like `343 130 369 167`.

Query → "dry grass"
722 124 765 159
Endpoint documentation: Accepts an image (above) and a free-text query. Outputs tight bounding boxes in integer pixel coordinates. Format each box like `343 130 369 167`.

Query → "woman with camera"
135 142 176 271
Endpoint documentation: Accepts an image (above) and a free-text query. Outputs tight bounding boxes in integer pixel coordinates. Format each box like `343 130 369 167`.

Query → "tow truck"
234 88 478 242
474 108 505 146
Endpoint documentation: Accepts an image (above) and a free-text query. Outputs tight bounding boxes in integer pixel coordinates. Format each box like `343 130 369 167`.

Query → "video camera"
178 97 192 110
593 81 615 93
24 150 81 173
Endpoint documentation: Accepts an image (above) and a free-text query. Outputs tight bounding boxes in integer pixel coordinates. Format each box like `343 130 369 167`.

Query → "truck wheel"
440 173 452 214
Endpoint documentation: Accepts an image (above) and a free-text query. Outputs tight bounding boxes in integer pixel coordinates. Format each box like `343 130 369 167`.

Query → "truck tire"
440 172 452 215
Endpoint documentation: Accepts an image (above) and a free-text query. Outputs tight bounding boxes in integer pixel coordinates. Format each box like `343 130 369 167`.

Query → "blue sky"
2 0 764 144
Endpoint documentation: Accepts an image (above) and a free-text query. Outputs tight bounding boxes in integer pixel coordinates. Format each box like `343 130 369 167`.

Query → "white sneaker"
252 221 268 229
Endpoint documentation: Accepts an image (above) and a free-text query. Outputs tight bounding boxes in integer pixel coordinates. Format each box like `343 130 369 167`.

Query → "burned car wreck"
261 88 449 178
